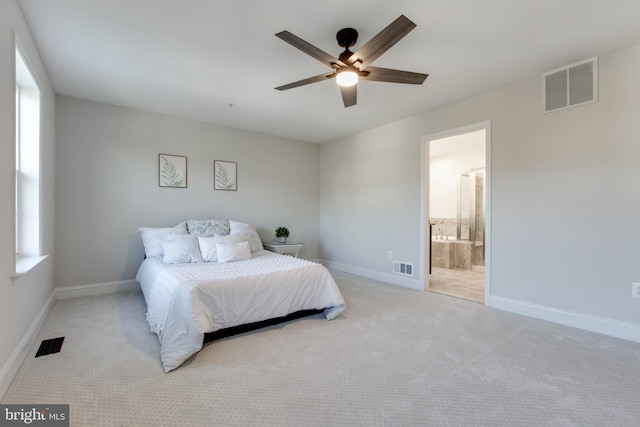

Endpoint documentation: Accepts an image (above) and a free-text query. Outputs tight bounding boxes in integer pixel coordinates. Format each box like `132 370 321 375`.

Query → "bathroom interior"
429 130 486 303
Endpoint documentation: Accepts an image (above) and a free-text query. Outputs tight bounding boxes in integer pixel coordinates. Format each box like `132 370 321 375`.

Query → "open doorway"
421 122 491 304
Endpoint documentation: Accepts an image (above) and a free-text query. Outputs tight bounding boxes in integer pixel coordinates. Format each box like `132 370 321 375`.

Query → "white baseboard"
0 291 56 400
55 280 140 299
490 296 640 343
320 260 640 343
319 259 423 291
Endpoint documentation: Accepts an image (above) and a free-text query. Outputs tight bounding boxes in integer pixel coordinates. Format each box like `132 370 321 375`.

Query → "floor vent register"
35 337 65 357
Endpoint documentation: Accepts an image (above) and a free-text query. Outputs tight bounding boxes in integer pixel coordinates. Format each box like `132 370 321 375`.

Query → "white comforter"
135 250 346 372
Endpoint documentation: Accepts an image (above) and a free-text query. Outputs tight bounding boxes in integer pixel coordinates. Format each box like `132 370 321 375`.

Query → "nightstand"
263 242 304 258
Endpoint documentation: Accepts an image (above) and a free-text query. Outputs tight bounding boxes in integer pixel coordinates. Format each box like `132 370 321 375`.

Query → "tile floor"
428 267 485 303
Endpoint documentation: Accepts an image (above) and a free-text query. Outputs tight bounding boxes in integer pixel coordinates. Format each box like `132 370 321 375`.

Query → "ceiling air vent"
544 57 597 113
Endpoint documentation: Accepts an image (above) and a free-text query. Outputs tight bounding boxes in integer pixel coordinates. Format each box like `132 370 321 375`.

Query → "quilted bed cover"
135 250 346 372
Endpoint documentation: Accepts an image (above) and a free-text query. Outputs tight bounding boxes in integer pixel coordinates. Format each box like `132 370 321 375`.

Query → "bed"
135 221 345 372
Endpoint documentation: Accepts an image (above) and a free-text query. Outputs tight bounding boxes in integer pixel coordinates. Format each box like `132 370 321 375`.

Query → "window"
14 45 43 275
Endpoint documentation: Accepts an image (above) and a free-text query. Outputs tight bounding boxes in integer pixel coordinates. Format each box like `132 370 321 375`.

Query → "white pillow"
161 234 203 264
197 234 243 262
216 241 252 263
138 223 187 258
229 220 263 252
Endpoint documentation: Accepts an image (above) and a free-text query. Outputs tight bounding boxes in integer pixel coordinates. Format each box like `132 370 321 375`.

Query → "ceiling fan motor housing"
336 28 358 48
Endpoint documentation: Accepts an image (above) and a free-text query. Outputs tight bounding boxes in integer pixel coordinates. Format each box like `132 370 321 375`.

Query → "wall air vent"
544 57 597 113
393 261 413 277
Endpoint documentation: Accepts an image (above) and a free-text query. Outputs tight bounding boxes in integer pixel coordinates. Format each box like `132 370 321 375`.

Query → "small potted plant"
275 226 289 244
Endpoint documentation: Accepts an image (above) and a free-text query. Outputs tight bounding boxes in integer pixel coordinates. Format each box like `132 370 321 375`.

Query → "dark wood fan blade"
275 72 336 91
275 31 345 68
362 66 428 85
348 15 416 70
340 84 357 107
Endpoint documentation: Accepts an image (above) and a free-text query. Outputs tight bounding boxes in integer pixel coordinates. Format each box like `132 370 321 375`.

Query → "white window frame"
13 40 46 278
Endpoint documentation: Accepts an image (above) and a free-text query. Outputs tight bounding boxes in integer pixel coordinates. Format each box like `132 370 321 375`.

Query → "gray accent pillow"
186 219 230 237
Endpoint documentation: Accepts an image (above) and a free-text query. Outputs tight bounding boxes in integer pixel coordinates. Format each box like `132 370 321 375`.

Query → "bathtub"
431 235 457 241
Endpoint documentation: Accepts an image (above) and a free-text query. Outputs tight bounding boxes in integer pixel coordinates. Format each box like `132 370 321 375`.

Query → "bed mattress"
136 250 346 372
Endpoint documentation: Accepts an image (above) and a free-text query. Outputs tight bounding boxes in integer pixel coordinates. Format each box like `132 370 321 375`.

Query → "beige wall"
55 96 320 288
0 0 56 395
4 0 640 395
320 42 640 328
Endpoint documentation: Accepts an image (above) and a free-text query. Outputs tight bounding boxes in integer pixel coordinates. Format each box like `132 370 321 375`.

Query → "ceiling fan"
274 15 428 108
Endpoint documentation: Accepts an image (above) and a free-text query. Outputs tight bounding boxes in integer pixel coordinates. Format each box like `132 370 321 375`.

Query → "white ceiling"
18 0 640 143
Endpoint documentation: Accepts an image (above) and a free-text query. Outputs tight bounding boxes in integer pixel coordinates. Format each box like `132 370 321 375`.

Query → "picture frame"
214 160 237 191
159 154 187 188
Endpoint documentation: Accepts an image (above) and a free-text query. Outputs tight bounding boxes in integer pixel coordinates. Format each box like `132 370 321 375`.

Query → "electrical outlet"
387 251 393 260
632 283 640 299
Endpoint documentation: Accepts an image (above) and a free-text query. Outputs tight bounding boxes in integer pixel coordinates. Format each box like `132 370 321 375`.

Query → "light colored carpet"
3 270 640 426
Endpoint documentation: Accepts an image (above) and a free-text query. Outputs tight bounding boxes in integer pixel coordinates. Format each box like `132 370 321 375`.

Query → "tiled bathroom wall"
430 218 467 239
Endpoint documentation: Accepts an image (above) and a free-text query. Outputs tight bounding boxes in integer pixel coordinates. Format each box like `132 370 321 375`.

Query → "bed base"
203 309 324 344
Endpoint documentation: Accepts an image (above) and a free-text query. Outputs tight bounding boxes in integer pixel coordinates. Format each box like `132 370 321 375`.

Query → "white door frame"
419 121 492 305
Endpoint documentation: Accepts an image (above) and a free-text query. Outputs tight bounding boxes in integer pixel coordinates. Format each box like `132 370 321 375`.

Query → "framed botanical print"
214 160 237 191
159 154 187 188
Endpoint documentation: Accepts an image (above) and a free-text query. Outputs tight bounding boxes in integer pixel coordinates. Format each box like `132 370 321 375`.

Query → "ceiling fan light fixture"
275 15 427 107
336 68 358 87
